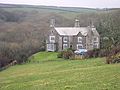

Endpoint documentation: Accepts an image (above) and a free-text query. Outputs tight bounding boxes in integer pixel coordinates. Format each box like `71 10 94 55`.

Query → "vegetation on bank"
56 45 120 64
0 52 120 90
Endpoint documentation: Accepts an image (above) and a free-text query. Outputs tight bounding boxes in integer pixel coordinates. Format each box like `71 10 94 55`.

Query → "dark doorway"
70 45 72 48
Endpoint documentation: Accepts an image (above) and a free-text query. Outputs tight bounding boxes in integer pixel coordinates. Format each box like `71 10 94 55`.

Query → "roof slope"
92 28 99 36
55 27 88 36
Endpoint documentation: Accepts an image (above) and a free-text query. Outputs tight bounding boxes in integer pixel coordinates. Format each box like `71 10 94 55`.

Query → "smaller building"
46 19 100 51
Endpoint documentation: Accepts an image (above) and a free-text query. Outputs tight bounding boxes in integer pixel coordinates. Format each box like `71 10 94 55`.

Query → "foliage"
106 53 120 64
98 49 110 57
63 50 74 59
85 49 100 58
0 8 26 22
106 46 120 64
57 48 74 59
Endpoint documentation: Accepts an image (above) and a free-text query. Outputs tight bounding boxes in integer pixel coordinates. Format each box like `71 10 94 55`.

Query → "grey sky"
0 0 120 8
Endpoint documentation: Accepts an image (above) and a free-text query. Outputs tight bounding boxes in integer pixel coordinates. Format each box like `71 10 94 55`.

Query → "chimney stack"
74 19 80 27
89 20 94 28
50 19 55 28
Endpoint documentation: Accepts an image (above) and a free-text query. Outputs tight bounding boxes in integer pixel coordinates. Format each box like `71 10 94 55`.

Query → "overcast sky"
0 0 120 8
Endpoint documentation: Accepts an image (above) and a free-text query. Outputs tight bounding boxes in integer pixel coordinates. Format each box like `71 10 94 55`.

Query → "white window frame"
63 44 68 50
47 44 55 51
93 43 98 48
63 37 68 43
50 36 55 43
77 44 83 49
78 37 82 43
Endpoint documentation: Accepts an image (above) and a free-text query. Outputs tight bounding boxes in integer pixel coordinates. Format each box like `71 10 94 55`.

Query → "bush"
108 46 120 56
85 49 100 58
106 46 120 64
106 53 120 64
98 49 109 57
57 48 74 59
85 48 115 58
63 50 74 59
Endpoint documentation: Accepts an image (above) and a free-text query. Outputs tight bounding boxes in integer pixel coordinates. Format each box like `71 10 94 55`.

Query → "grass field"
0 52 120 90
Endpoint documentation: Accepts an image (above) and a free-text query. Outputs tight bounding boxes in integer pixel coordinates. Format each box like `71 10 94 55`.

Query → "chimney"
89 20 94 28
50 18 55 28
91 22 95 28
74 19 80 27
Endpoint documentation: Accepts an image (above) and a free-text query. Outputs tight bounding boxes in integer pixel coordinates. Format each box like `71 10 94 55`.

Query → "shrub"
63 50 73 59
108 46 120 56
57 48 74 59
85 50 94 58
106 46 120 64
85 49 100 58
85 48 115 58
98 49 109 57
106 53 120 64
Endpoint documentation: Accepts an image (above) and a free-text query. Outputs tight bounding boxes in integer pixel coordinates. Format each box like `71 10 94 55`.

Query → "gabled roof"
91 28 99 36
55 27 89 36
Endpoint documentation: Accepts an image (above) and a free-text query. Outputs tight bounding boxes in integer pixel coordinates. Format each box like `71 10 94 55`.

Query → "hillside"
0 3 100 13
0 52 120 90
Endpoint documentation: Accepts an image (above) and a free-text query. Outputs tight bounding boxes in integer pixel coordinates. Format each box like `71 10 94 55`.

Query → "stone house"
46 19 100 51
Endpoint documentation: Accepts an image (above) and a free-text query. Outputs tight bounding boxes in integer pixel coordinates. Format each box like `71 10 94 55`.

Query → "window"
47 44 55 51
50 36 55 43
63 37 68 43
93 43 98 48
63 44 68 50
78 37 82 43
51 30 54 33
94 37 98 42
77 44 83 49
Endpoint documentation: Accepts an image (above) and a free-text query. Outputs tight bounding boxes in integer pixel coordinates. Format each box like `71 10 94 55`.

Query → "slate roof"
55 27 98 36
55 27 89 36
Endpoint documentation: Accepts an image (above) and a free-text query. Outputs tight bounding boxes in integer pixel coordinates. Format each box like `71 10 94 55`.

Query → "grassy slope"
29 52 64 62
0 52 120 90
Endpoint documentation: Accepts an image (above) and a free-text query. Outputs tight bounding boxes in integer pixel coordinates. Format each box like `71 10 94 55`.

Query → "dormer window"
78 37 82 43
50 36 55 43
63 37 68 43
